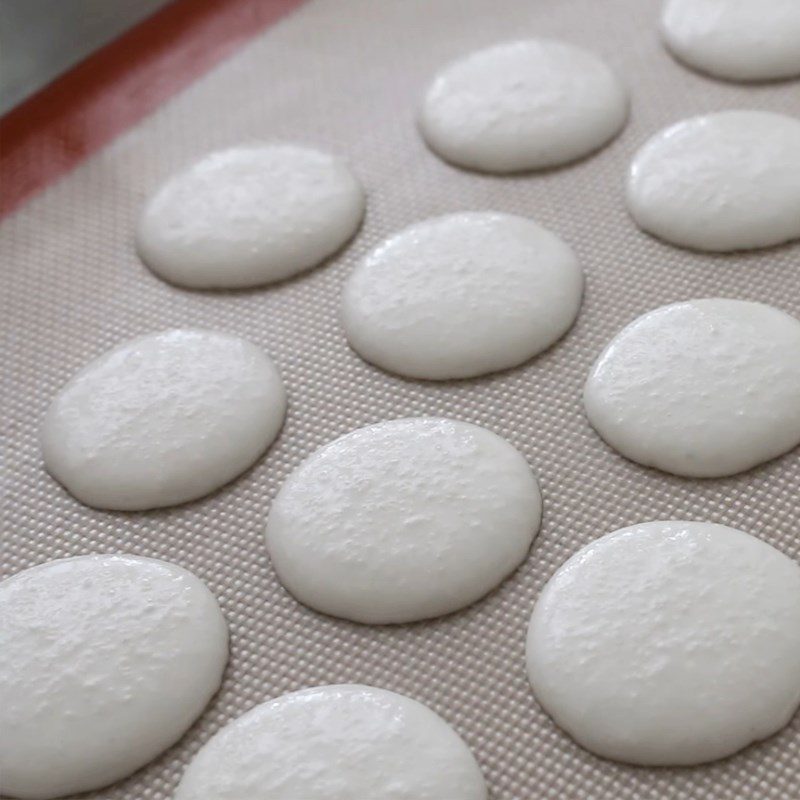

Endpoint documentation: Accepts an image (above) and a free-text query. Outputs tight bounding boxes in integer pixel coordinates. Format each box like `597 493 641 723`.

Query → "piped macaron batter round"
526 521 800 765
419 39 628 173
266 417 542 623
174 684 487 800
0 555 229 799
342 212 583 380
662 0 800 82
137 144 365 288
627 110 800 251
583 299 800 477
41 329 287 510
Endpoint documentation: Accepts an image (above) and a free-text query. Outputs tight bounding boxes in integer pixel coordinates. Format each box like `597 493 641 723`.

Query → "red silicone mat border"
0 0 306 218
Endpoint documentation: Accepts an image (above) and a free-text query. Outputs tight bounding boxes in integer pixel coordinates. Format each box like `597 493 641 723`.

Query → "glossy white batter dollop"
0 554 228 799
627 110 800 251
419 39 628 173
266 417 541 624
583 299 800 477
342 212 583 380
662 0 800 82
526 521 800 765
137 144 365 288
174 684 487 800
41 329 286 510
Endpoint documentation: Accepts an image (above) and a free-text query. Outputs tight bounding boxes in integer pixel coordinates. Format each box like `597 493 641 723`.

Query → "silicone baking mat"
2 1 799 797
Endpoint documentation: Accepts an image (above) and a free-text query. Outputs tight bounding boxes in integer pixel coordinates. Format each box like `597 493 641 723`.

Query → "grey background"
0 0 171 114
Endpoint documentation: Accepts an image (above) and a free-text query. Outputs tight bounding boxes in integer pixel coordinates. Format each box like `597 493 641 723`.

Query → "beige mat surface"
2 0 799 797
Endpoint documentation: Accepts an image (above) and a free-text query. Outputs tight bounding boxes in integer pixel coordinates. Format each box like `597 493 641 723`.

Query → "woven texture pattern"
2 1 799 797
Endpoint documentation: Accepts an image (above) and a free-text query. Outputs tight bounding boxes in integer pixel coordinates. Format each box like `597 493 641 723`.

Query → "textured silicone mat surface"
2 1 799 798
